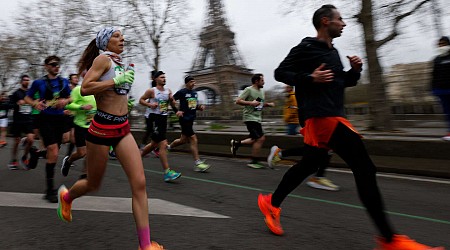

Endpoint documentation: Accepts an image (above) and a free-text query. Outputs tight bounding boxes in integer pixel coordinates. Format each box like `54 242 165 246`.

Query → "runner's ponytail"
77 38 99 76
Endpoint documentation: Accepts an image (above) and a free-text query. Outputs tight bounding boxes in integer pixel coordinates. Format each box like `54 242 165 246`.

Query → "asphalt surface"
0 140 449 250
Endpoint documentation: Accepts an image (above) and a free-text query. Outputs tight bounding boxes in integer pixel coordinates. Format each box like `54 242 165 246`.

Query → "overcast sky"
1 0 449 97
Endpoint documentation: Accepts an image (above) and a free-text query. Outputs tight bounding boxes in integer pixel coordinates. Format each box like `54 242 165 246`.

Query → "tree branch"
376 0 432 48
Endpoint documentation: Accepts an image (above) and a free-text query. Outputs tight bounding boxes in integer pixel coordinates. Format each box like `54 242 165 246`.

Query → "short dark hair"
44 55 61 65
439 36 450 46
69 74 78 81
153 71 165 79
251 73 263 84
312 4 337 30
20 74 30 81
184 75 195 84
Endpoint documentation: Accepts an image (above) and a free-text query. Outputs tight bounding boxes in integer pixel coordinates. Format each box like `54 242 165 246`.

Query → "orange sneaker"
258 193 284 235
57 185 72 223
138 241 165 249
374 234 445 250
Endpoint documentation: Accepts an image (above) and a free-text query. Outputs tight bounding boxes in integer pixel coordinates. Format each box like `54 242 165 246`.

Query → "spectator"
431 36 450 141
283 85 299 135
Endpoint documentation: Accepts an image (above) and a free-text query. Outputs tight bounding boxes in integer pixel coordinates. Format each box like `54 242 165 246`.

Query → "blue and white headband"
96 27 120 51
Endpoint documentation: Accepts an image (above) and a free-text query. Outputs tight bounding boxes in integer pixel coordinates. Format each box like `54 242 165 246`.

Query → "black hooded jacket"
274 37 360 123
431 52 450 90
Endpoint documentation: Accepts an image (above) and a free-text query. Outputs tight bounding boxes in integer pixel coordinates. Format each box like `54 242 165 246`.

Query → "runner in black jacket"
258 4 444 250
275 36 360 120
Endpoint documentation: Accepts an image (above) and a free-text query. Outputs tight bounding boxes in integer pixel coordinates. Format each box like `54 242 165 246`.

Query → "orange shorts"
301 117 361 149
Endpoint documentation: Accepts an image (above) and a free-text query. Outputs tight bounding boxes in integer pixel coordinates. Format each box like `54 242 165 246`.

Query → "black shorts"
31 114 40 130
39 114 66 147
11 122 33 138
63 115 75 133
147 113 167 143
74 125 88 147
179 119 195 137
85 110 130 148
245 121 264 140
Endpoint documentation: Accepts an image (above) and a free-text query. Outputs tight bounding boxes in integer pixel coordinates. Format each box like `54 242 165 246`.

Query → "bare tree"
281 0 444 131
0 36 30 91
125 0 193 71
1 0 147 84
2 0 194 86
359 0 436 130
430 0 443 37
3 0 96 83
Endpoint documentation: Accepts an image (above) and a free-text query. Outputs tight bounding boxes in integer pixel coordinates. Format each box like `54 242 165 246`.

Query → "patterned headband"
96 27 120 51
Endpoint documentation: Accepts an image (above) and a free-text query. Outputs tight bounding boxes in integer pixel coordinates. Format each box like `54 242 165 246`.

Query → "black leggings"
142 116 152 145
281 147 330 177
272 122 394 240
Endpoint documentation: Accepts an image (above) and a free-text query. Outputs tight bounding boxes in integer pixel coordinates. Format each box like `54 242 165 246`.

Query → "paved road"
0 142 449 250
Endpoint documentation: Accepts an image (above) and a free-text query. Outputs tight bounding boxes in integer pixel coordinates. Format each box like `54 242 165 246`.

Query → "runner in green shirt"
60 85 96 178
231 73 275 168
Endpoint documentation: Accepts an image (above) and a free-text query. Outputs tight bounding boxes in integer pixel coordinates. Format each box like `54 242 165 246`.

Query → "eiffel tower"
186 0 253 113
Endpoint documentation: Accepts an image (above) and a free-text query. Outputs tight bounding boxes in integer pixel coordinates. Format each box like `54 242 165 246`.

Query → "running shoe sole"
258 194 283 236
164 173 181 182
306 181 339 191
230 140 237 157
194 164 211 172
267 146 279 169
57 185 72 222
247 163 265 169
61 156 70 177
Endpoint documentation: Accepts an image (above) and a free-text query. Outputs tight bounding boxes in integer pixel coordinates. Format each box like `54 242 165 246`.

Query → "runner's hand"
127 99 135 112
311 63 333 83
81 104 93 110
113 70 134 87
347 56 363 72
176 111 184 117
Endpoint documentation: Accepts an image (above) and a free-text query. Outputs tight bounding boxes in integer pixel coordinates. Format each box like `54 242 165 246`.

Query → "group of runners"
0 4 445 250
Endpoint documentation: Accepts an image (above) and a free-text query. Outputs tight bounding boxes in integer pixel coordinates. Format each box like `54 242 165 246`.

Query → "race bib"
159 100 168 114
254 101 264 111
187 98 197 110
114 66 131 95
19 105 32 114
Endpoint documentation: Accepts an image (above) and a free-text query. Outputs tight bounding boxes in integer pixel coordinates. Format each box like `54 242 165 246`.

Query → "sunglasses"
47 62 60 67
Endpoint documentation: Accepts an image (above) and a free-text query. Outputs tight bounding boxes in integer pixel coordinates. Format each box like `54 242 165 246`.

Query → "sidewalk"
193 123 448 139
5 120 447 178
132 122 450 179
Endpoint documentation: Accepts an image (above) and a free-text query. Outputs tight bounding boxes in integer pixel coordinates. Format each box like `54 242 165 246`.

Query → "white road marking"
0 191 230 219
328 169 450 185
199 155 450 185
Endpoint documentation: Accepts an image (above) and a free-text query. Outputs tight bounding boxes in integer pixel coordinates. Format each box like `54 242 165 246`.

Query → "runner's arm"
80 55 114 96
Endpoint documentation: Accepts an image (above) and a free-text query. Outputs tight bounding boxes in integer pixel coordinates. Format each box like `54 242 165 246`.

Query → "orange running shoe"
374 234 445 250
258 193 284 235
57 185 72 223
138 241 165 250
